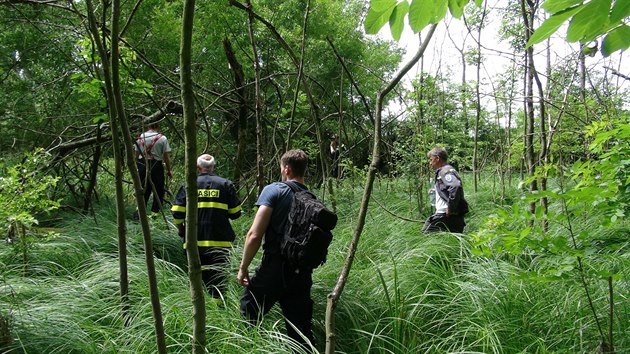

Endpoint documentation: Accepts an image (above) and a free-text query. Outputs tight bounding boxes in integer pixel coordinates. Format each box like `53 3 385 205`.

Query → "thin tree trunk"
109 0 167 351
234 0 329 186
506 56 516 201
538 37 551 231
180 0 207 351
245 0 264 195
83 0 130 331
285 0 309 151
521 0 538 220
83 124 102 212
325 25 437 354
223 38 248 189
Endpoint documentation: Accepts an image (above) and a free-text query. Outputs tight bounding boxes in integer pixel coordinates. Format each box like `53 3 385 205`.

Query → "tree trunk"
109 0 167 351
235 0 329 187
472 3 487 193
245 0 265 196
538 37 551 231
325 25 437 354
223 37 248 190
521 0 538 221
83 0 131 331
83 123 102 212
180 0 207 351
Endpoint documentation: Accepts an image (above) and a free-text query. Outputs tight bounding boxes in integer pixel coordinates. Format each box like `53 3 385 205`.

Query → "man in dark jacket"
423 147 469 233
171 154 242 300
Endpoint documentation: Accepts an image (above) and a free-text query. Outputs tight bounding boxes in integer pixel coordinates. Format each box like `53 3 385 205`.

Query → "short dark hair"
144 118 160 129
281 149 308 177
427 147 448 161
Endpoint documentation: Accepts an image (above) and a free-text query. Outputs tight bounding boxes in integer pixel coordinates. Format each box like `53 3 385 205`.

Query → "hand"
237 268 249 287
167 170 173 178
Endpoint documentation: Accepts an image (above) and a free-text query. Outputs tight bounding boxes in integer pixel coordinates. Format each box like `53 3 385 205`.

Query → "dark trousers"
137 160 165 213
240 254 314 348
199 247 230 299
422 213 465 233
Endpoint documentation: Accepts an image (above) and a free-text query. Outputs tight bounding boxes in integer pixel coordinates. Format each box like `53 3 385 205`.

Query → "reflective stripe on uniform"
198 201 228 210
173 203 241 212
173 218 185 225
228 205 242 214
171 205 186 212
182 240 233 248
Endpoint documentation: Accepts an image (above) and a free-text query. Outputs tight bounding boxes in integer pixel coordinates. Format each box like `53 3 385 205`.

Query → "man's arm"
163 151 173 178
227 183 243 220
237 205 272 286
171 186 187 238
443 172 463 216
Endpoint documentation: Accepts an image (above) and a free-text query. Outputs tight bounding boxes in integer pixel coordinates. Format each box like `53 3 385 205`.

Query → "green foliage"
365 0 398 36
472 120 629 348
366 0 482 38
0 149 60 234
528 0 630 57
473 119 628 261
389 1 410 40
579 119 630 221
0 149 61 272
1 174 630 352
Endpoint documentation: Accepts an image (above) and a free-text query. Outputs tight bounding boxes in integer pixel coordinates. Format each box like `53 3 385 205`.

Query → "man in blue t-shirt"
237 149 315 349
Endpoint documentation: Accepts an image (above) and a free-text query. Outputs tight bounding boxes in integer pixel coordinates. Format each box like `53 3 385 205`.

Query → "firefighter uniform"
171 172 242 299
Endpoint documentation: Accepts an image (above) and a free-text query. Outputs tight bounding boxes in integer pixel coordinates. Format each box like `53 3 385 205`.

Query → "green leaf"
585 0 613 37
542 0 583 14
92 114 108 124
567 0 610 42
389 1 410 41
611 0 630 23
409 0 436 33
527 6 581 47
448 0 464 18
432 0 449 23
603 25 630 55
370 0 399 12
365 0 398 34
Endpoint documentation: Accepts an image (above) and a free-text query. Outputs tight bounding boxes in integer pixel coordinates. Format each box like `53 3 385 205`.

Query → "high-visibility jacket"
171 173 242 249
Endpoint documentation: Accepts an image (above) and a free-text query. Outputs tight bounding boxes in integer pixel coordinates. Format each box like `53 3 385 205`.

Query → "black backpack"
281 181 338 269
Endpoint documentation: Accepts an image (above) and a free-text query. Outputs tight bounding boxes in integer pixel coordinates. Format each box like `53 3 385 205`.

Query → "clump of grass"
1 172 628 353
0 310 12 348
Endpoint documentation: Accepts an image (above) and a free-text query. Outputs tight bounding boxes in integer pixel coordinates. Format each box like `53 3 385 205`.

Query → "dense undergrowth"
1 174 628 353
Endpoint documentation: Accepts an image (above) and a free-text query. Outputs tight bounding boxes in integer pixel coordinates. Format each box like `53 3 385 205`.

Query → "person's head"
145 118 160 130
197 154 216 173
280 149 308 180
427 147 448 169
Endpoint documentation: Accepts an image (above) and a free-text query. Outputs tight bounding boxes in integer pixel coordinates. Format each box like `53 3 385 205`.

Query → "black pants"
240 254 314 348
199 247 230 299
422 213 465 233
137 160 165 213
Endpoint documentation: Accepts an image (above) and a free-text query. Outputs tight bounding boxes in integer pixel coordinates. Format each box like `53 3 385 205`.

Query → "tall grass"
0 173 628 353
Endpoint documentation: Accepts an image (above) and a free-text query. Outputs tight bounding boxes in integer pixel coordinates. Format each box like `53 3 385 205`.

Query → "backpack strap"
283 181 307 193
137 133 163 160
